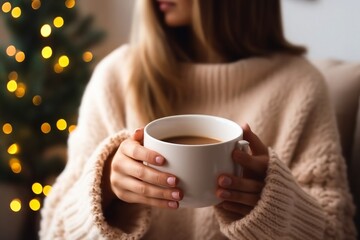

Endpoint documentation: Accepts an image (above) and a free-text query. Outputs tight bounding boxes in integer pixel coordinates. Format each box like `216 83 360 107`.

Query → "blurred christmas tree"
0 0 104 238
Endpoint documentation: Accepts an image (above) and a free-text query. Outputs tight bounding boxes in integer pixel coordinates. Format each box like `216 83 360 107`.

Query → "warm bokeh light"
1 2 11 13
8 71 18 80
32 95 42 106
7 80 18 92
54 63 64 73
8 143 19 155
53 16 64 28
31 0 41 10
56 119 67 131
15 83 26 98
41 122 51 134
40 24 52 37
6 45 16 56
43 185 52 196
68 124 76 133
65 0 76 9
3 123 13 134
83 51 93 62
32 182 43 195
9 158 22 174
29 198 41 211
11 6 21 18
15 51 25 62
10 199 21 212
58 55 69 67
41 46 53 59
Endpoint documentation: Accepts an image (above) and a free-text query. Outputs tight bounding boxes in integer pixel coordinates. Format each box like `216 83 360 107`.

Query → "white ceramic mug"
144 114 249 208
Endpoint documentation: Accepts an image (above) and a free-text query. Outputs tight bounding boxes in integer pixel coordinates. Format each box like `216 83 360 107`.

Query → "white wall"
282 0 360 61
77 0 135 61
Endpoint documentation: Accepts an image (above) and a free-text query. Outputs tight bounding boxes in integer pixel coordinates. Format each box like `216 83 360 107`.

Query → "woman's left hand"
216 123 269 217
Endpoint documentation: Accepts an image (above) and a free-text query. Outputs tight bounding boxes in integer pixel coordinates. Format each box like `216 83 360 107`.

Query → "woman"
40 0 356 239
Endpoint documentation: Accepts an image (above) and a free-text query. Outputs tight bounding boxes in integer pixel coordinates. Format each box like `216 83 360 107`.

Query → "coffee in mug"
161 135 221 145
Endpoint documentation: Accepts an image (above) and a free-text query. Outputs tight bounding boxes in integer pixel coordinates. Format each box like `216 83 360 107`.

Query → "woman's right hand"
110 128 183 209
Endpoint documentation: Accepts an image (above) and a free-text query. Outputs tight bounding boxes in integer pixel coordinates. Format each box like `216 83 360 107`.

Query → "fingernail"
220 176 232 187
155 156 165 164
168 201 178 209
172 191 181 200
134 128 141 134
220 190 231 199
167 176 176 186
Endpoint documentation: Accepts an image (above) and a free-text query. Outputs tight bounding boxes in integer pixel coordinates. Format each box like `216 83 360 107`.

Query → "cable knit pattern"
40 45 356 239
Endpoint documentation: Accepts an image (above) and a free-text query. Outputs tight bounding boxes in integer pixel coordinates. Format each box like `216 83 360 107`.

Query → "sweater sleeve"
39 46 151 239
215 73 357 239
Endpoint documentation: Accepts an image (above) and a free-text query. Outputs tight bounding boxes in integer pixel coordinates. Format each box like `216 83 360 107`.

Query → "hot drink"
162 135 221 145
144 114 248 208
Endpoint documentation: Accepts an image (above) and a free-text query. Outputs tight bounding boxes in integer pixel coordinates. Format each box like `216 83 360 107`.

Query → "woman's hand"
109 129 183 209
216 124 269 216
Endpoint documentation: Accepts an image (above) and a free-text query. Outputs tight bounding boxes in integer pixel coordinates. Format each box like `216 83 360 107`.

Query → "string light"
15 83 26 98
15 51 25 62
32 183 43 195
9 158 22 174
43 185 52 196
58 55 69 68
65 0 76 9
31 0 41 10
56 119 67 131
7 143 20 155
41 122 51 134
8 71 18 80
11 6 21 18
32 95 42 106
7 80 17 92
83 51 93 62
68 124 76 133
1 2 11 13
3 123 13 134
54 63 64 73
40 24 52 37
10 199 21 212
41 46 53 59
29 198 41 211
53 16 64 28
6 45 16 56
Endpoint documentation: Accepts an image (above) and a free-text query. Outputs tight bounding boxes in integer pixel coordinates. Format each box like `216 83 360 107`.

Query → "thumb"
241 123 268 156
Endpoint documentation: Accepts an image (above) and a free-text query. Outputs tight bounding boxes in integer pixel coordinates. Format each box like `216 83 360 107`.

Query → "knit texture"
39 45 356 239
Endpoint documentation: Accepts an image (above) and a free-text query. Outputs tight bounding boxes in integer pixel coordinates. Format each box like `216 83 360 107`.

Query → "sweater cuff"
61 131 152 239
215 148 326 240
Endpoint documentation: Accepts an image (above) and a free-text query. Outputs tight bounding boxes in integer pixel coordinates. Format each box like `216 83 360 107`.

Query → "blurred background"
0 0 359 239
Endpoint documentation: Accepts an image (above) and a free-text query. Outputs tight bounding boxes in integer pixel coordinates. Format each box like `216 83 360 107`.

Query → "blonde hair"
128 0 306 124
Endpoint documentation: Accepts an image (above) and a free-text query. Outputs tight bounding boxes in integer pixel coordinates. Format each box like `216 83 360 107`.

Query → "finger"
216 188 260 207
131 128 144 142
232 150 268 177
113 174 183 201
241 123 268 155
219 201 253 216
218 175 264 194
120 138 165 165
112 153 178 187
117 190 179 209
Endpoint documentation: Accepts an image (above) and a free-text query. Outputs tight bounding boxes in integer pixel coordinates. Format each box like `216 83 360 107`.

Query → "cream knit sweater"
40 45 356 240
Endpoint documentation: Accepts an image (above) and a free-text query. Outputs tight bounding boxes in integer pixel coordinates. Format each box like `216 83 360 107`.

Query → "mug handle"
235 140 250 177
